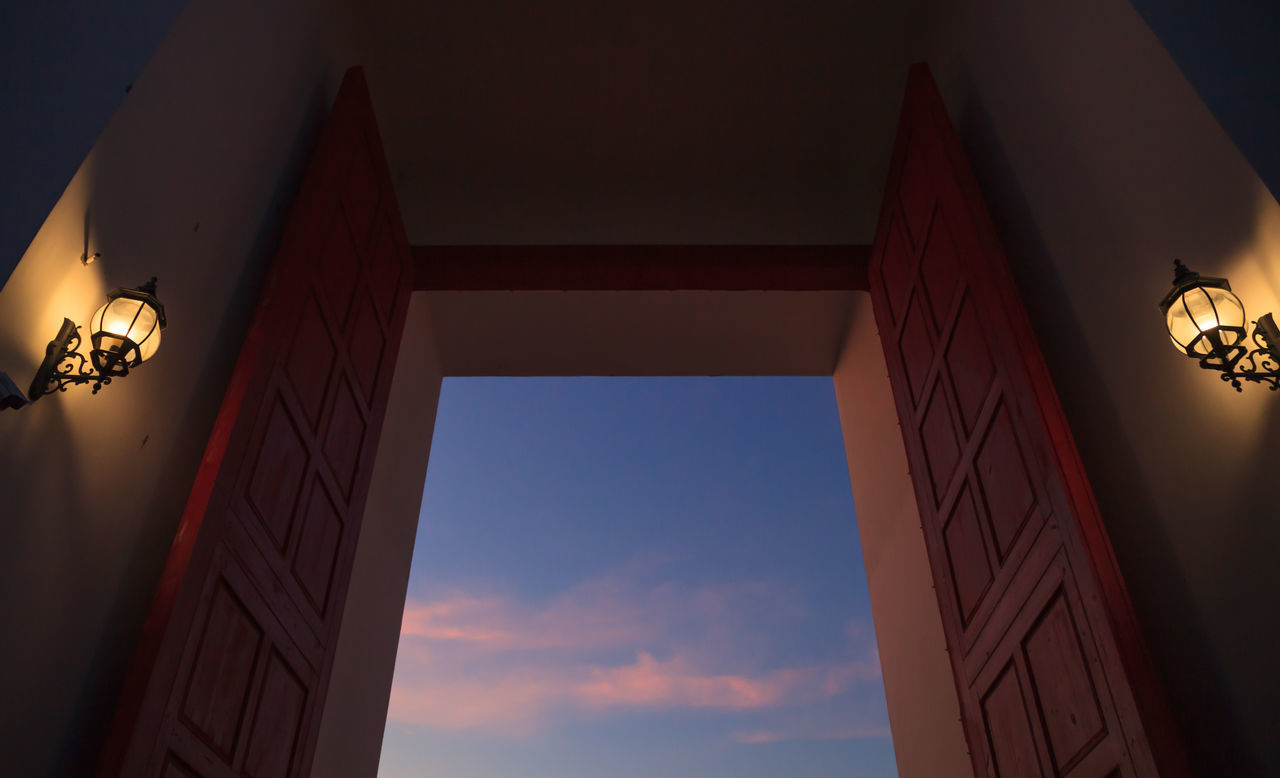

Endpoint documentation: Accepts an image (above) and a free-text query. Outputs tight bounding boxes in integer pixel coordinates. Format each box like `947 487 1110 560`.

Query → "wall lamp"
25 277 167 402
1160 260 1279 392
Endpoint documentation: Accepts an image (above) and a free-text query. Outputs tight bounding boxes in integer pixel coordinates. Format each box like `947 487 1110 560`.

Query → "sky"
377 377 897 778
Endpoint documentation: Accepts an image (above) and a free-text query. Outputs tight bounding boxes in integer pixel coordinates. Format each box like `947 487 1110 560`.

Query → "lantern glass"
91 294 162 365
1165 284 1245 356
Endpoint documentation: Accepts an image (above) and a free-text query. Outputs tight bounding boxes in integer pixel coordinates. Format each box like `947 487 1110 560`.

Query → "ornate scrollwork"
1200 317 1280 392
49 328 93 390
27 318 122 401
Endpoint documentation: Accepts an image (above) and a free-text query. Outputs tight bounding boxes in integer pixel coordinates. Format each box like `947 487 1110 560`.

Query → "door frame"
309 284 977 778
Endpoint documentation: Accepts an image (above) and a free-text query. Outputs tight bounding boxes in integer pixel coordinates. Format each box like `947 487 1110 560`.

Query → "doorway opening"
377 377 897 778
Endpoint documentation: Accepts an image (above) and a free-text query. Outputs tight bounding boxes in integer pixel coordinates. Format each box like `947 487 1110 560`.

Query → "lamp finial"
1172 259 1197 285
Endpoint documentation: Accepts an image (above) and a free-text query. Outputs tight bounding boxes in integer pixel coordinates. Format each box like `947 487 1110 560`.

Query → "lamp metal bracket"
27 318 123 401
1199 312 1280 392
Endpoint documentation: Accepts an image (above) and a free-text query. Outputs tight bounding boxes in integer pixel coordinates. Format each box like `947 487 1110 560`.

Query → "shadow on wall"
940 59 1276 776
0 44 346 778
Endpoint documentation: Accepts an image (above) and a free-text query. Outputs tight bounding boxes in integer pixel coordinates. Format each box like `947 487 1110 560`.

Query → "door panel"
868 65 1189 778
98 68 414 778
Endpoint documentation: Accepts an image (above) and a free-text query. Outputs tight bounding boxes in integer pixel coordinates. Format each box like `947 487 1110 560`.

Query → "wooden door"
97 67 414 778
868 65 1189 777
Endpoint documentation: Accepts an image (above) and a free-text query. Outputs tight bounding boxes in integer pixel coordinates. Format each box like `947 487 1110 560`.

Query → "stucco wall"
928 0 1280 773
0 1 362 774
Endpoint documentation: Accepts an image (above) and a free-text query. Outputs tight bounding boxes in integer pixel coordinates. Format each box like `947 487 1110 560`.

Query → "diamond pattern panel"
284 295 337 427
180 582 263 759
343 136 379 245
982 662 1045 778
945 296 997 435
898 292 934 404
976 402 1038 560
367 215 402 322
898 135 935 250
319 210 361 327
323 376 367 500
242 650 308 778
944 486 994 624
880 216 915 323
1023 590 1108 773
292 479 344 614
246 399 308 550
160 756 199 778
920 383 961 505
347 294 385 404
920 213 961 331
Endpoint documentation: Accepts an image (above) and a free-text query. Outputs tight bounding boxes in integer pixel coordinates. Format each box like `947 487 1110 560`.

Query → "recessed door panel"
867 65 1189 778
99 68 414 778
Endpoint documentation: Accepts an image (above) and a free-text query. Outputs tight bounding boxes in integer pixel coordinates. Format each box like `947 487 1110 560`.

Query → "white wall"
0 1 363 774
928 0 1280 773
423 289 857 376
833 298 973 778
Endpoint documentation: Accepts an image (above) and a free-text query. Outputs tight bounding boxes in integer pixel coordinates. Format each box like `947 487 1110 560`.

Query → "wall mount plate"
1 369 28 410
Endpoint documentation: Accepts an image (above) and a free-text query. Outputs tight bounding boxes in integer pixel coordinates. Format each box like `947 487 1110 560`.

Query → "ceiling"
357 0 935 246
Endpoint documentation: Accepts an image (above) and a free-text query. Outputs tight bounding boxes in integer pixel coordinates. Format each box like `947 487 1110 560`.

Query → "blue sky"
377 377 897 778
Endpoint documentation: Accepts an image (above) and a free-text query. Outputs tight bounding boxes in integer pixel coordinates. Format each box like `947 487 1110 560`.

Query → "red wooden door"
869 66 1190 777
97 68 414 778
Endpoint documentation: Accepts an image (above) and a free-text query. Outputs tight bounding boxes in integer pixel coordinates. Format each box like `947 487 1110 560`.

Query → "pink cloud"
387 650 875 733
396 571 798 659
398 577 697 653
573 653 881 711
578 652 821 710
388 667 572 734
387 566 884 735
400 596 516 644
